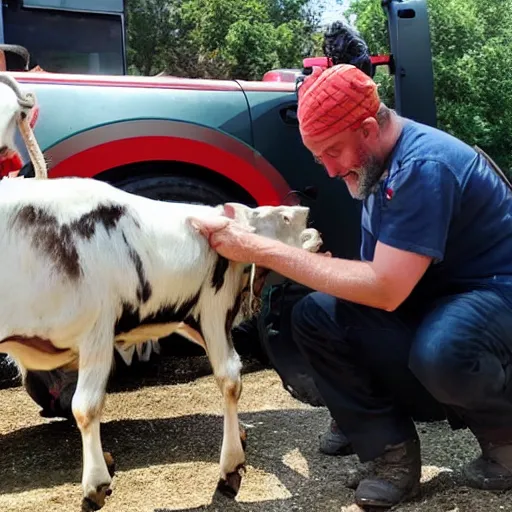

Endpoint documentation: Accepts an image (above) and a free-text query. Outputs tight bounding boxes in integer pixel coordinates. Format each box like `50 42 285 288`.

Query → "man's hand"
188 215 262 263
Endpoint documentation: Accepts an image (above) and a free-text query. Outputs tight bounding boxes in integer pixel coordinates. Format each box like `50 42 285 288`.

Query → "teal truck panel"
20 82 253 151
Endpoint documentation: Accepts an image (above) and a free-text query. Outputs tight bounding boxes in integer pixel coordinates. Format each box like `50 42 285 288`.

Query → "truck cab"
0 0 437 258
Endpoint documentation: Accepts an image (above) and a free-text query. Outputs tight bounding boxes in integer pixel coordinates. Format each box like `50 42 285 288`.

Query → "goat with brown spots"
0 176 322 511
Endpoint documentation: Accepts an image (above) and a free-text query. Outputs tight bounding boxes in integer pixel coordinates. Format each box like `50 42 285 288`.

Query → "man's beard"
349 154 385 200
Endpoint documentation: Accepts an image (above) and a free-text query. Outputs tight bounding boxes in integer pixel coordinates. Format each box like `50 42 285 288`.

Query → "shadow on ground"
1 408 330 494
0 409 473 504
0 361 510 512
0 349 510 511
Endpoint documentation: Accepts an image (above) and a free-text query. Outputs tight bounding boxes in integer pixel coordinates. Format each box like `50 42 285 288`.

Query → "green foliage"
347 0 512 172
222 20 281 80
125 0 175 76
126 0 321 80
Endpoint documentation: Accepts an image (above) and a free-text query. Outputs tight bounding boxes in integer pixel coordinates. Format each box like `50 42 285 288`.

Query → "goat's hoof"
103 452 116 477
216 464 246 499
81 484 112 511
239 426 247 451
82 497 101 512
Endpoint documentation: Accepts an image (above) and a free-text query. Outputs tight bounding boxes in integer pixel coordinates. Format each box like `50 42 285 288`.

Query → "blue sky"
317 0 351 25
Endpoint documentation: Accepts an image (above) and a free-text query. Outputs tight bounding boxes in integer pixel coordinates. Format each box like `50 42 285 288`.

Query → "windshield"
2 6 125 74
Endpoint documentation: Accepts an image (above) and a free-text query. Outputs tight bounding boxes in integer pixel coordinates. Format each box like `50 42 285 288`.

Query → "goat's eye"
282 214 291 224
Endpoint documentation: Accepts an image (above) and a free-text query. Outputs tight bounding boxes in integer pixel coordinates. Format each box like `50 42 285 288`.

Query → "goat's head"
222 202 323 253
221 202 324 320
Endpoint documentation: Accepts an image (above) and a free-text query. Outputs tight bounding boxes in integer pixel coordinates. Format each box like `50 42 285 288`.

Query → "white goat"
0 175 322 511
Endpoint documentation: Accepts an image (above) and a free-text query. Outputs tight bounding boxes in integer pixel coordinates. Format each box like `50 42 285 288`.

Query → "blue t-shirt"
361 118 512 310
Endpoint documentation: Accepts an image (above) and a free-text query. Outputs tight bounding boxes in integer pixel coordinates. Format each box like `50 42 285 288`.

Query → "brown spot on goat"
12 203 127 281
71 204 126 240
211 255 230 293
225 293 243 347
13 205 81 279
121 233 152 303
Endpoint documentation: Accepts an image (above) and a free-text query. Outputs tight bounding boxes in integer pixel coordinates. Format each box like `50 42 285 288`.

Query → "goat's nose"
0 146 7 155
300 228 322 252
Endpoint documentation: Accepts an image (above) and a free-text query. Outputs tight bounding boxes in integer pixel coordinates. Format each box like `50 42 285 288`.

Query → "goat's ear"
223 203 237 219
291 205 310 215
223 202 252 221
290 205 310 223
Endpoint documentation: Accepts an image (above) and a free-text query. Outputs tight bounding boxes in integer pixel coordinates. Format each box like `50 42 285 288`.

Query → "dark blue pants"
291 288 512 462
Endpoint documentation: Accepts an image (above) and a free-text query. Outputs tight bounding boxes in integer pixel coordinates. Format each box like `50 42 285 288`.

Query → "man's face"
311 127 385 201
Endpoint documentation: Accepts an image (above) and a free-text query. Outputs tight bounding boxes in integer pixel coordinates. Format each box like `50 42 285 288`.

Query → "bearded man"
189 64 512 508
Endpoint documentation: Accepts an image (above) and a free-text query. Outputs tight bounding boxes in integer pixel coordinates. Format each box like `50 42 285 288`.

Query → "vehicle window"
3 7 124 74
22 0 124 14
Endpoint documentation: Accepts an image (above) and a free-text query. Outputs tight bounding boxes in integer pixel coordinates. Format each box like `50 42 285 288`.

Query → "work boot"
354 437 421 508
319 418 354 456
463 438 512 491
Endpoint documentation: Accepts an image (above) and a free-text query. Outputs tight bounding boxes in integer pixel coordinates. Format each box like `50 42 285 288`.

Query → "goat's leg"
71 326 114 512
202 314 246 498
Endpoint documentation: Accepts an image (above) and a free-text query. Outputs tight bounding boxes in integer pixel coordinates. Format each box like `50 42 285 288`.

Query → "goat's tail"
17 111 47 179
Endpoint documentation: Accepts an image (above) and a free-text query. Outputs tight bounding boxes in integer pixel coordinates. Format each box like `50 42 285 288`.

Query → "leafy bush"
348 0 512 173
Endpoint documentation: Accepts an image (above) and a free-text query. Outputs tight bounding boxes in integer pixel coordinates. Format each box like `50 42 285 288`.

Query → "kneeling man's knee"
409 328 503 408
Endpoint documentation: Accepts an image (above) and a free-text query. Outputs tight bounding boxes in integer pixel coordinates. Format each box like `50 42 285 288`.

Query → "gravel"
0 354 510 512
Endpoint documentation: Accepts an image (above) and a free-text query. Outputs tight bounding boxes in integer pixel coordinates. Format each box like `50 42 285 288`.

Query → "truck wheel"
112 173 270 364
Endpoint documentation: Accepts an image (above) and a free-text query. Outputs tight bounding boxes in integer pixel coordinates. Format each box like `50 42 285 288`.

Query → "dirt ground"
0 354 511 512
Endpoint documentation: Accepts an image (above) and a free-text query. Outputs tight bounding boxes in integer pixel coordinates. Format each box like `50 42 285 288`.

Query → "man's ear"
360 117 380 141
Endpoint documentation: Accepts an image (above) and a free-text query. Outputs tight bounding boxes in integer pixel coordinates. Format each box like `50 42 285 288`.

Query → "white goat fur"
0 175 321 509
0 82 20 154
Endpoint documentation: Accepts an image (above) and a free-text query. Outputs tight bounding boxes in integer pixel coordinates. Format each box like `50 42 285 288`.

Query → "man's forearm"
253 238 395 310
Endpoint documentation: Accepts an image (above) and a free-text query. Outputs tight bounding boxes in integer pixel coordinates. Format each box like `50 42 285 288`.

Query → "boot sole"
355 482 421 508
319 444 355 456
463 470 512 491
463 457 512 491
